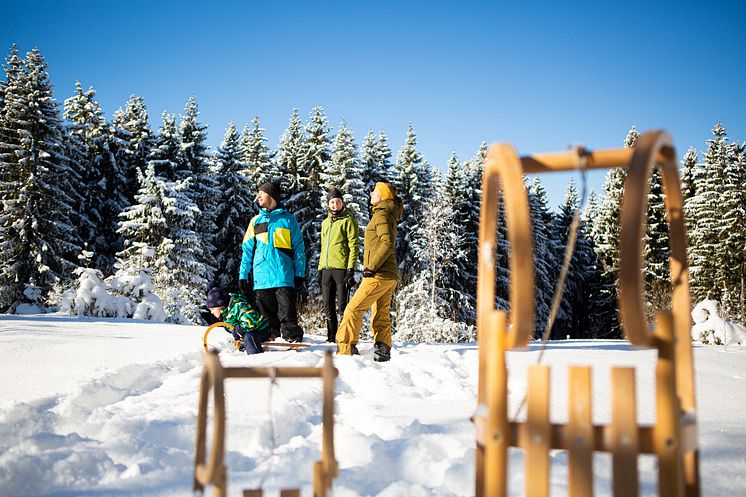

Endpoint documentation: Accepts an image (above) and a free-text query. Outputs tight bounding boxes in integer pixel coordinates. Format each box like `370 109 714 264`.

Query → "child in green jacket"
206 283 271 354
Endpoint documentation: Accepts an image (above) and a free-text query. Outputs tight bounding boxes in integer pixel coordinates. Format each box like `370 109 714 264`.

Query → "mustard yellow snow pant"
336 276 398 355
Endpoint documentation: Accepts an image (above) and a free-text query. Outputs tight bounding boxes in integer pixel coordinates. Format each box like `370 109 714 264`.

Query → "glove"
294 277 305 291
362 268 375 278
238 278 252 296
344 269 356 287
317 270 323 289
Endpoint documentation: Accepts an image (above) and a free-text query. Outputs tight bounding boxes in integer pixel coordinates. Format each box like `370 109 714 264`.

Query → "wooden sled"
194 349 339 497
203 322 313 352
474 131 700 497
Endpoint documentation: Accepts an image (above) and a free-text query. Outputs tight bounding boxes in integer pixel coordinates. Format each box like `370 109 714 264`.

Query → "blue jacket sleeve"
239 219 256 280
290 214 306 278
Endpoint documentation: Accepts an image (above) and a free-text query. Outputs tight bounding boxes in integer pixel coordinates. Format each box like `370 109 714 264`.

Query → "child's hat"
206 281 228 308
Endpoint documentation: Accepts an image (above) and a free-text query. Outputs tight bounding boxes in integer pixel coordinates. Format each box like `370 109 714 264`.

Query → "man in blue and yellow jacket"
239 181 306 342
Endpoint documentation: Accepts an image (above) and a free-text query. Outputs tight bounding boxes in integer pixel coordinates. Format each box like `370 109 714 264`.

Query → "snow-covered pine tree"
688 123 746 320
680 147 698 207
324 120 366 219
240 116 273 188
528 176 556 337
460 142 487 297
111 94 153 205
0 46 84 311
580 188 616 338
397 185 473 340
394 123 429 282
176 96 216 287
550 179 595 338
290 106 331 288
63 81 112 269
377 130 396 183
688 122 729 308
117 163 207 323
276 108 306 195
439 152 475 321
643 164 671 318
148 112 181 181
275 109 310 287
213 121 254 289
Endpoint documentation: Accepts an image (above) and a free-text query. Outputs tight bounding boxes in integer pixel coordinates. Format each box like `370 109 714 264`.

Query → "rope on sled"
512 146 590 420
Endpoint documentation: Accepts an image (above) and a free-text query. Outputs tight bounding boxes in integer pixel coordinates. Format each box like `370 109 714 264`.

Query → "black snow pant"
254 286 304 342
321 268 350 342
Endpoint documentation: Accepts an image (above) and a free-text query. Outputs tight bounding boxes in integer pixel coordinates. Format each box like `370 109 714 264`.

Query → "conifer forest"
1 45 744 340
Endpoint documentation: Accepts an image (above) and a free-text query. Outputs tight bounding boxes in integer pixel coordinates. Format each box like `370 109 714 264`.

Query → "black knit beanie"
206 282 228 309
258 181 282 203
326 188 344 203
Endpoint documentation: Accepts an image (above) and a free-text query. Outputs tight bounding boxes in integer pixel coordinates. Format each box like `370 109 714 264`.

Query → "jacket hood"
373 198 403 222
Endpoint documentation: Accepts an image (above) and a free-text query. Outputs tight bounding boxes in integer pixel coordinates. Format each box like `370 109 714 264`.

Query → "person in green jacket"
206 283 271 354
318 188 360 342
336 182 402 361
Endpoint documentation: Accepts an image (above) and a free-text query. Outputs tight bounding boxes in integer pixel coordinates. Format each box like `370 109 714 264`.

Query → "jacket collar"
260 207 286 217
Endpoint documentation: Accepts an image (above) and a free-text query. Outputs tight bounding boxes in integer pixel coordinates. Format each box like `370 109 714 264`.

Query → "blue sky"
3 0 745 208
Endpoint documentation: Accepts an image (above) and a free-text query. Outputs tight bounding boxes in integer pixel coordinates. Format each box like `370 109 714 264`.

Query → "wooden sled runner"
202 321 313 352
194 349 339 497
473 131 700 497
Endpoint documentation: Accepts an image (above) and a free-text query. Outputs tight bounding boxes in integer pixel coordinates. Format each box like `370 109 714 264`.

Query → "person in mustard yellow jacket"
318 188 359 342
336 182 402 361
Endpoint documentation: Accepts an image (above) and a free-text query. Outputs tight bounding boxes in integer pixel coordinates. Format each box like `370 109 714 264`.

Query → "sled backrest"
194 350 338 497
474 131 700 497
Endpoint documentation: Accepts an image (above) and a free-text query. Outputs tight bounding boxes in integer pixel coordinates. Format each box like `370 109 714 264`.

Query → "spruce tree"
528 177 556 337
643 165 671 318
688 123 746 320
276 108 306 195
213 121 254 289
148 112 181 181
240 116 273 188
111 95 153 205
438 152 475 320
550 179 595 338
394 123 429 281
0 46 84 310
176 96 217 286
377 130 395 183
359 129 379 223
324 120 366 217
63 81 109 269
117 164 207 323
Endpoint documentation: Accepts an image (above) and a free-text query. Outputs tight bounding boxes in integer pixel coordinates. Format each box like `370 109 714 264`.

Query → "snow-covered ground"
0 314 744 497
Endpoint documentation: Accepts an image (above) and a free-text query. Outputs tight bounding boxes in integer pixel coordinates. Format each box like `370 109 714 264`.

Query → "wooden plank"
484 311 509 497
611 367 638 497
654 312 684 497
526 365 550 497
322 351 338 477
243 490 263 497
313 460 325 497
568 367 593 497
280 490 301 497
262 341 312 349
521 148 633 173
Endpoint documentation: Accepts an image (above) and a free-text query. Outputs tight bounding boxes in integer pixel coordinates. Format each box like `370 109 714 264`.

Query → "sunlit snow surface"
1 314 744 496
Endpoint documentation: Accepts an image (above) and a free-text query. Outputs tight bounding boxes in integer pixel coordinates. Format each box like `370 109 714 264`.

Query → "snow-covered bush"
60 265 166 321
395 275 475 343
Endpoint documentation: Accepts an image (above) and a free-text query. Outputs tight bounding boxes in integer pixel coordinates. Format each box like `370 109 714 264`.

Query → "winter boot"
373 341 391 362
326 319 336 343
232 330 246 352
350 343 360 355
